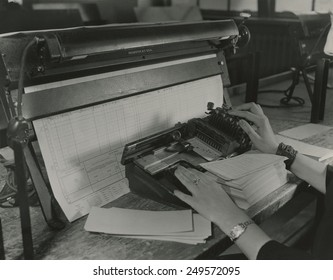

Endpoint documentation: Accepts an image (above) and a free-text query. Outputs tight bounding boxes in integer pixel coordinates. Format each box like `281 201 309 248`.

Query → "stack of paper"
201 151 288 209
84 207 211 244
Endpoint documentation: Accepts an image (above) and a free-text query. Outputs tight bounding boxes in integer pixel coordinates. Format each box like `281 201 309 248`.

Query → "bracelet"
228 220 254 242
276 142 298 170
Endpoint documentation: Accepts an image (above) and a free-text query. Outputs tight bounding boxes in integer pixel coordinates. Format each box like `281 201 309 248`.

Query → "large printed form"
32 55 224 222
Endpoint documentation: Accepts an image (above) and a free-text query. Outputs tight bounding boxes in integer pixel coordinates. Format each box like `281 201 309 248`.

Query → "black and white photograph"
0 0 333 278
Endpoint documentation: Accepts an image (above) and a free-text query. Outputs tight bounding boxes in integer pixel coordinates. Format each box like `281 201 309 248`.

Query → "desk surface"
1 180 299 260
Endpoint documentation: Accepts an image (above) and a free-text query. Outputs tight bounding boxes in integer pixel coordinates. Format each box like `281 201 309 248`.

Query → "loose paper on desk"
0 146 14 162
84 207 211 244
278 123 332 140
33 69 224 222
119 214 211 244
200 151 286 180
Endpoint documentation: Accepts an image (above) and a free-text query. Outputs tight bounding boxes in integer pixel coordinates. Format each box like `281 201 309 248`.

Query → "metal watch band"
276 142 298 170
228 220 254 242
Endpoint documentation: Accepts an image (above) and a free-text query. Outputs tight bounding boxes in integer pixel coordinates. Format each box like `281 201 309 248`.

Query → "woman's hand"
174 165 249 233
174 166 273 260
229 102 278 154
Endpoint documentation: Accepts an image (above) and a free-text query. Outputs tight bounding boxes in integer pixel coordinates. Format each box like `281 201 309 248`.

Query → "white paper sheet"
85 208 211 244
0 146 14 161
119 213 211 244
201 152 286 180
117 235 206 245
33 74 224 222
84 207 193 235
278 123 333 140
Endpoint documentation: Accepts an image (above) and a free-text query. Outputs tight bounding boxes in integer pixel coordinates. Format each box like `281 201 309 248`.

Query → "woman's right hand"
173 165 249 233
229 102 279 154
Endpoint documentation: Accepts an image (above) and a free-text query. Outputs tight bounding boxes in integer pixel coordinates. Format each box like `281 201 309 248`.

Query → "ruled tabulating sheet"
33 75 224 221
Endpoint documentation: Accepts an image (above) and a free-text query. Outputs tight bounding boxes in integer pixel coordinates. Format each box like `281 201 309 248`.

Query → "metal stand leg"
13 139 34 259
245 52 260 103
311 58 330 123
0 217 5 260
7 117 34 259
24 145 65 230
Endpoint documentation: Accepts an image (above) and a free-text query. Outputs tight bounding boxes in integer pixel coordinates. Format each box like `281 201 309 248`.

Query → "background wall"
199 0 332 13
199 0 228 10
275 0 312 13
11 0 333 23
32 0 138 23
315 0 333 12
230 0 257 11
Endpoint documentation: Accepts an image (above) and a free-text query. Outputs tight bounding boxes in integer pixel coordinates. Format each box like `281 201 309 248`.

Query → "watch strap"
276 142 298 170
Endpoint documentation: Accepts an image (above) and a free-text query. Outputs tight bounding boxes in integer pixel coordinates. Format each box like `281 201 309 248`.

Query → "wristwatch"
228 220 254 242
276 142 298 170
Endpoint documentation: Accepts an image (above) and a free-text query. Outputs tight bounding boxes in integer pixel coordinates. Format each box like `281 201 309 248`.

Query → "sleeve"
257 165 333 260
325 165 333 206
311 164 333 259
326 165 333 185
257 240 312 260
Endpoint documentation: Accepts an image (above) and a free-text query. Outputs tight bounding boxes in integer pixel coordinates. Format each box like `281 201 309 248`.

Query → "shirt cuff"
257 240 312 260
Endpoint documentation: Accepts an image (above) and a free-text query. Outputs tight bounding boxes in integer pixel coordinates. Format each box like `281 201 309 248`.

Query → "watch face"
229 225 245 240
